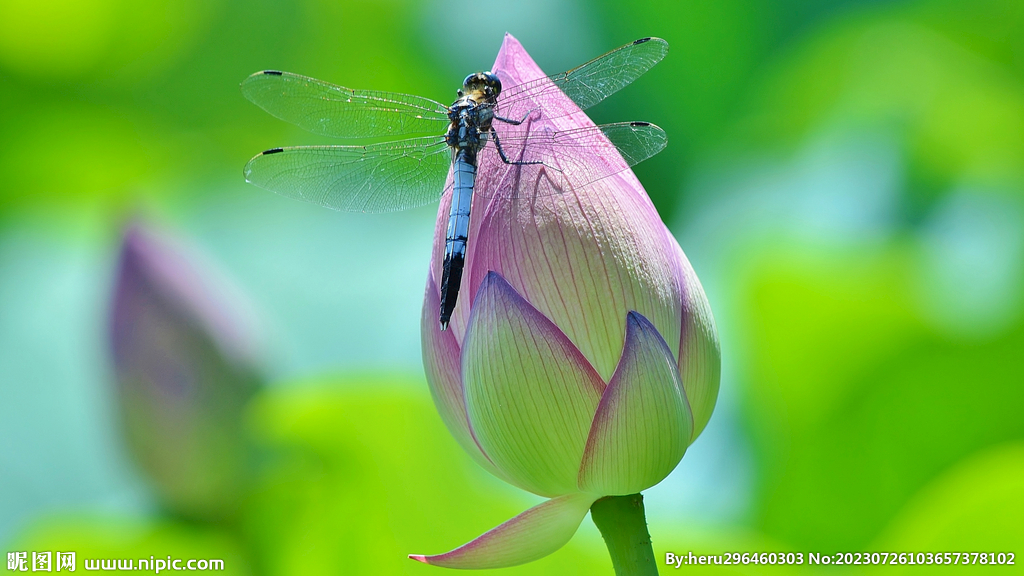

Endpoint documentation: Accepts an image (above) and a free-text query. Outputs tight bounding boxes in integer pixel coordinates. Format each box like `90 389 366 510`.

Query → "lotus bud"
413 34 721 569
109 222 262 522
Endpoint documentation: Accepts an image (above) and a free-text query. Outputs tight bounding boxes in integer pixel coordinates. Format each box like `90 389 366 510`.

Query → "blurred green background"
1 0 1022 574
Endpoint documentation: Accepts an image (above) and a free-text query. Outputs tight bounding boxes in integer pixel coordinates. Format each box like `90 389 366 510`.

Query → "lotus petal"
462 271 605 497
110 222 261 521
420 269 507 479
578 311 693 495
674 243 720 441
409 492 598 569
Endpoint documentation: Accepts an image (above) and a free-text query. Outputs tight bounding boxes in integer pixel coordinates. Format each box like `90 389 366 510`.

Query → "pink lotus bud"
109 222 262 522
414 35 721 569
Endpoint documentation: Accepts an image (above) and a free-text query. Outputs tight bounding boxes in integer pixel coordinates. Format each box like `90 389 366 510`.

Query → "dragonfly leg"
491 128 546 166
494 107 538 126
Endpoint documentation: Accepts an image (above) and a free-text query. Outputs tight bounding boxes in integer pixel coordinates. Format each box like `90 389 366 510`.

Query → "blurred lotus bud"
109 222 262 522
413 35 721 569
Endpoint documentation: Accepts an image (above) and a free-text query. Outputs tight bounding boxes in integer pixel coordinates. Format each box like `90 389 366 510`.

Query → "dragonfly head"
461 71 502 99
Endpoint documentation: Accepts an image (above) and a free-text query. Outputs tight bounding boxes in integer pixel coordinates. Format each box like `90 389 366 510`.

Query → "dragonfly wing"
497 38 669 121
241 71 450 139
477 122 667 199
596 121 669 166
244 136 452 213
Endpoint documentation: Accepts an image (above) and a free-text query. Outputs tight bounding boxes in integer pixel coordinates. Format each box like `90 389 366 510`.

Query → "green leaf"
875 442 1024 560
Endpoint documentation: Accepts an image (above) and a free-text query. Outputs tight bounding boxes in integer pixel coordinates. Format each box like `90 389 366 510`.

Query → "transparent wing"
243 136 452 213
476 122 667 199
241 70 450 139
496 37 669 122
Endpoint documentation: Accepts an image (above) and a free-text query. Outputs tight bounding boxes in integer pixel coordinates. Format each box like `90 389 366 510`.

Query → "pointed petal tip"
472 270 520 312
626 310 643 326
500 32 522 50
628 308 656 323
493 34 540 82
624 311 663 347
408 554 428 564
625 310 662 338
481 269 503 290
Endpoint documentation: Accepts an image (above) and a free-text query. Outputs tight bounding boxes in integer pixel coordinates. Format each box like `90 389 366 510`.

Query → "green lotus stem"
591 494 658 576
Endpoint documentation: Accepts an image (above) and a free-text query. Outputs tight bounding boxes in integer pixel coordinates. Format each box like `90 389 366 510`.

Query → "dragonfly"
242 37 669 330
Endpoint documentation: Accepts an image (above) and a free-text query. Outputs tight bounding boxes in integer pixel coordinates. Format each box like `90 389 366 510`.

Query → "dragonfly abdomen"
439 149 477 330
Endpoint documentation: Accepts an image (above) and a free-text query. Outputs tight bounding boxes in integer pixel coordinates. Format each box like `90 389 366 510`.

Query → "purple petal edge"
421 268 504 477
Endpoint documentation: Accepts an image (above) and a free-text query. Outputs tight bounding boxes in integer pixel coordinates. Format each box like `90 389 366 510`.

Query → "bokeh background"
1 0 1022 574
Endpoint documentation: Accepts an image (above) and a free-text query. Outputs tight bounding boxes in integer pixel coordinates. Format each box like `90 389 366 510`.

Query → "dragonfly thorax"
445 97 494 151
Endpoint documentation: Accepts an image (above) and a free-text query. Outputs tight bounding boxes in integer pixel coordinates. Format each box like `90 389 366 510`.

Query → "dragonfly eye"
482 71 501 96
